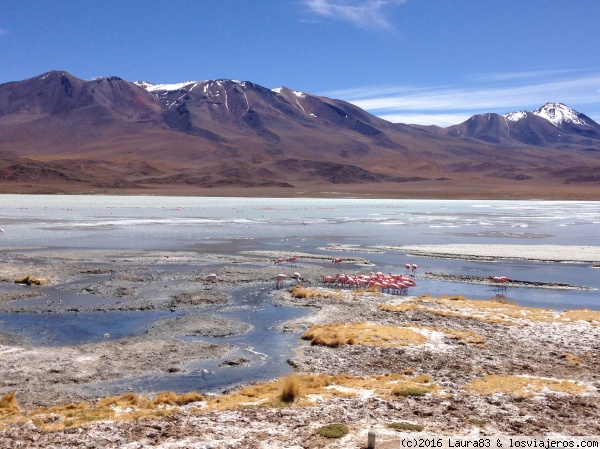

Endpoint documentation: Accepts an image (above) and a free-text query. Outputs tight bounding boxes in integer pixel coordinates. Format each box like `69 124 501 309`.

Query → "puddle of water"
0 310 175 345
75 285 309 395
1 282 311 395
9 289 127 309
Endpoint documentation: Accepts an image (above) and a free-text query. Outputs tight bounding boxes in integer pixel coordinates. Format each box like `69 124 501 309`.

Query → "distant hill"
1 71 599 197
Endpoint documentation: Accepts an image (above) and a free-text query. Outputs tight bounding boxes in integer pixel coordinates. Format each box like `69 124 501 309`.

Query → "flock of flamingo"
319 270 417 294
204 255 511 293
272 257 420 292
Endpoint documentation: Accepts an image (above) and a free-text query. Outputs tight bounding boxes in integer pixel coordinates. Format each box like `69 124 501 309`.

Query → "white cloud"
468 69 581 83
323 71 600 126
303 0 407 31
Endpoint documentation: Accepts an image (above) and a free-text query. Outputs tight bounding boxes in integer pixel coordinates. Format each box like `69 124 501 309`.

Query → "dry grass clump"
280 374 301 403
13 391 204 431
443 329 486 346
561 353 581 366
290 286 345 300
97 392 140 408
281 375 302 402
381 295 600 326
561 309 600 325
152 391 204 406
14 275 49 285
302 322 427 348
462 375 590 397
206 373 439 411
0 392 19 417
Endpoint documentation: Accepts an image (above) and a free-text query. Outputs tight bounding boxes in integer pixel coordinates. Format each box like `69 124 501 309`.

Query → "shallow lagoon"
0 195 599 393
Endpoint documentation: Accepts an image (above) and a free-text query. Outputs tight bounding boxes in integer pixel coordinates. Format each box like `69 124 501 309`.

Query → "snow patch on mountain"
532 103 590 127
504 111 528 122
272 87 306 98
134 81 198 92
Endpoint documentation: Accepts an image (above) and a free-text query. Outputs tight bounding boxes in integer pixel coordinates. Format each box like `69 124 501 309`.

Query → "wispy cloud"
322 71 600 126
303 0 407 31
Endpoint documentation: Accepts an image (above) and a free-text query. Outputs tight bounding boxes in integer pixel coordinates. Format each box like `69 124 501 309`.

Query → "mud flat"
0 248 599 447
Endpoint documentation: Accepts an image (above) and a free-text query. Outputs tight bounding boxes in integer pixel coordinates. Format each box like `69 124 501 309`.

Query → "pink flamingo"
322 274 336 284
335 273 350 288
405 263 411 274
273 258 286 265
293 272 302 283
388 282 400 294
347 277 359 289
411 264 418 276
276 274 287 289
489 276 510 291
204 273 221 283
332 257 343 268
287 256 298 266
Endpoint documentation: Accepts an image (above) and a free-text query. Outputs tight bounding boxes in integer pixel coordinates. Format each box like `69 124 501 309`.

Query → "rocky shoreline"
0 247 599 448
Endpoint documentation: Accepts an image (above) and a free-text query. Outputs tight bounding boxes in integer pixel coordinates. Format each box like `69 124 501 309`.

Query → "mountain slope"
0 72 600 197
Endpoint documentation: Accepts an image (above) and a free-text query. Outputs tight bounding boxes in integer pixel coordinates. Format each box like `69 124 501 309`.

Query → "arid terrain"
0 246 599 448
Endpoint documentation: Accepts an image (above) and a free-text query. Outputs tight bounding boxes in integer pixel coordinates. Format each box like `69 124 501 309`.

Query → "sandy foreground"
0 245 598 448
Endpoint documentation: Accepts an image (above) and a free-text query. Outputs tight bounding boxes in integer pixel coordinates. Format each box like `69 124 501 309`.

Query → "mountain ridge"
1 71 599 198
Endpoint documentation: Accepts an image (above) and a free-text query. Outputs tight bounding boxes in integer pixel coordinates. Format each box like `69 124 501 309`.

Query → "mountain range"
0 71 599 198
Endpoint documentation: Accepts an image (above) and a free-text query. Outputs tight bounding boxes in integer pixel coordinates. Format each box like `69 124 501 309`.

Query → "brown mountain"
1 71 599 198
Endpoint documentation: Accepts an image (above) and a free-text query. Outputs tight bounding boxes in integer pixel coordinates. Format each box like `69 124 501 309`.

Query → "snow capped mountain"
449 102 600 147
532 102 590 127
502 103 593 128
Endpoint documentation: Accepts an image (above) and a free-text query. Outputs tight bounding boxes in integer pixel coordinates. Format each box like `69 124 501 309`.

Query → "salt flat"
398 244 600 263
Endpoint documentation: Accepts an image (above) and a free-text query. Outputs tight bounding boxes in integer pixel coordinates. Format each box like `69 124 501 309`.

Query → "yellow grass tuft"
153 391 204 406
290 286 345 300
1 390 205 431
97 393 140 408
280 374 301 403
0 392 19 416
205 372 439 411
446 329 485 345
302 322 427 347
462 375 590 397
561 309 600 325
380 295 600 326
14 275 49 285
561 353 581 366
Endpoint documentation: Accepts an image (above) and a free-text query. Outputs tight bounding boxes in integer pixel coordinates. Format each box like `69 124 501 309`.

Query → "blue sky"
1 0 599 126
